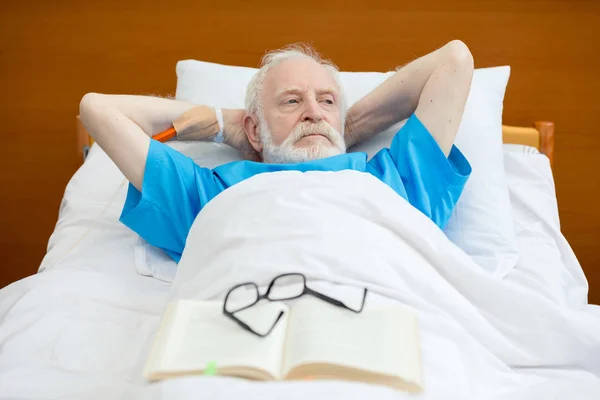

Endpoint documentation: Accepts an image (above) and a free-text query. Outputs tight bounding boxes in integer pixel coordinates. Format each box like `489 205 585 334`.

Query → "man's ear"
243 114 263 153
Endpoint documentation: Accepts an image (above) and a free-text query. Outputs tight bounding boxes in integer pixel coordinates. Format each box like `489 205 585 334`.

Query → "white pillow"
40 144 129 272
175 60 518 277
443 66 518 278
39 140 232 281
175 59 395 110
38 143 151 284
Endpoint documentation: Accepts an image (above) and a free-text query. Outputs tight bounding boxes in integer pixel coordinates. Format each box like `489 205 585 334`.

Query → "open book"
144 297 423 392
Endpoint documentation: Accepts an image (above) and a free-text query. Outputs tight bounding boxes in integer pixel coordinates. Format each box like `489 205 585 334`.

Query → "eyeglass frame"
223 272 368 338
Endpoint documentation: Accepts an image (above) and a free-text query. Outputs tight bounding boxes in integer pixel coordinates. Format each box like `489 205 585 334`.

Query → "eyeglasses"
223 273 368 338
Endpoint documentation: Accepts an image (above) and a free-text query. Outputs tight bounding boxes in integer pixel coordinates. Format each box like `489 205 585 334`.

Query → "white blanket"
1 171 600 399
141 171 600 399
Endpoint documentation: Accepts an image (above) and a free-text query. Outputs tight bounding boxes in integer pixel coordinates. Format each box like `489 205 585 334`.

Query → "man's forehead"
264 58 339 95
275 85 338 97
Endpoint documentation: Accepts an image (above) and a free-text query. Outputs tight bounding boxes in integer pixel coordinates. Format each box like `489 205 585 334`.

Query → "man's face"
251 58 346 163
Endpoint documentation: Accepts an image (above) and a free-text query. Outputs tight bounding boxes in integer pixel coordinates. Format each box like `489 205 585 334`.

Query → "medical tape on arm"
214 108 224 143
172 105 221 142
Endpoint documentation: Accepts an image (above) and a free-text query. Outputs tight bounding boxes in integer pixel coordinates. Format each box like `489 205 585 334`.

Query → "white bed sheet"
503 149 590 308
1 149 598 400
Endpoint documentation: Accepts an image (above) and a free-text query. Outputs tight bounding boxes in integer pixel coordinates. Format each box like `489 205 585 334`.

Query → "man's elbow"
79 92 103 118
442 40 474 74
79 93 112 130
79 93 113 142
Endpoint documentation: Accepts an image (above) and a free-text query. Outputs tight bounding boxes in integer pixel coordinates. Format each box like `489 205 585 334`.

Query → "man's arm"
79 94 196 191
79 94 255 191
345 40 474 155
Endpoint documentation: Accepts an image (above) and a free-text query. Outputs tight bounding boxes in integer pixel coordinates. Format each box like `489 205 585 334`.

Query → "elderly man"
79 41 473 263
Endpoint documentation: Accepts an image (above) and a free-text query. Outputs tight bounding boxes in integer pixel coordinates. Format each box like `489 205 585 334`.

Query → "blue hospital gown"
120 114 472 262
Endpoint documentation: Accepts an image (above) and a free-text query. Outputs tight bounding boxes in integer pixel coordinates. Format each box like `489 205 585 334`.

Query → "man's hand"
174 107 260 161
345 40 474 155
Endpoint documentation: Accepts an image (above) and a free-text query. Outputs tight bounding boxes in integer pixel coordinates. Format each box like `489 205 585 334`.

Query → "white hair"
244 44 346 127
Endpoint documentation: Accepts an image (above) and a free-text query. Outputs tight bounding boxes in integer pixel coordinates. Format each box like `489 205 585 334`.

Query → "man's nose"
302 98 323 123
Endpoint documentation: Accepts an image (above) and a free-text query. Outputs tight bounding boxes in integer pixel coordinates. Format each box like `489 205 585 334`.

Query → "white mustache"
258 117 346 164
286 121 342 147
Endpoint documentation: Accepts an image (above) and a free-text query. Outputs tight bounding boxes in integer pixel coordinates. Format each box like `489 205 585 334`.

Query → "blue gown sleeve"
119 140 224 262
383 114 471 229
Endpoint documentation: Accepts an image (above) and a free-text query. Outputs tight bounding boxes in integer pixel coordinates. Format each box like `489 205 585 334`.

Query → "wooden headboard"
503 123 555 166
2 0 598 303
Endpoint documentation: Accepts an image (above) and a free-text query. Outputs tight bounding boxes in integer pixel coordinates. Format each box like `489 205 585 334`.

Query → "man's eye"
321 99 334 105
286 99 299 104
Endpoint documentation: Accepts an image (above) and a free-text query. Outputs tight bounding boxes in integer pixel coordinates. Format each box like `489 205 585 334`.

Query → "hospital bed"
1 60 599 400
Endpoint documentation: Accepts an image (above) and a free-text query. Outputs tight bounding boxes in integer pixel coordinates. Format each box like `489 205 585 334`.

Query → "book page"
146 300 288 380
283 297 422 389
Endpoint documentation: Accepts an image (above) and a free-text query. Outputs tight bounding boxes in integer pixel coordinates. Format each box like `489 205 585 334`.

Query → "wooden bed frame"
76 116 555 165
502 122 555 166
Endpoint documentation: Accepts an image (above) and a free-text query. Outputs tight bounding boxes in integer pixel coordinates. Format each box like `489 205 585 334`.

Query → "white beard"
259 118 346 164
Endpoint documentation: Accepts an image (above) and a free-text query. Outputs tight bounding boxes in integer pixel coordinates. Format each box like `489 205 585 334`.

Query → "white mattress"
0 146 598 399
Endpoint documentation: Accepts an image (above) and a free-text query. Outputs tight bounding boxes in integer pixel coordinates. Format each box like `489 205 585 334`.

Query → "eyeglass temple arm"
228 310 285 338
306 288 368 313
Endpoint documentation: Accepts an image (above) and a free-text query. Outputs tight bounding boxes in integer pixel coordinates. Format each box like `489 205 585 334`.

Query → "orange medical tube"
152 127 177 143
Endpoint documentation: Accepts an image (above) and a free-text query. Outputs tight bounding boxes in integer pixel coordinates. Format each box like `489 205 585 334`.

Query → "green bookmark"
204 361 217 376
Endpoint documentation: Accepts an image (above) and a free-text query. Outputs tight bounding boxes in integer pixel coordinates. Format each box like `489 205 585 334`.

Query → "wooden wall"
1 0 599 303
